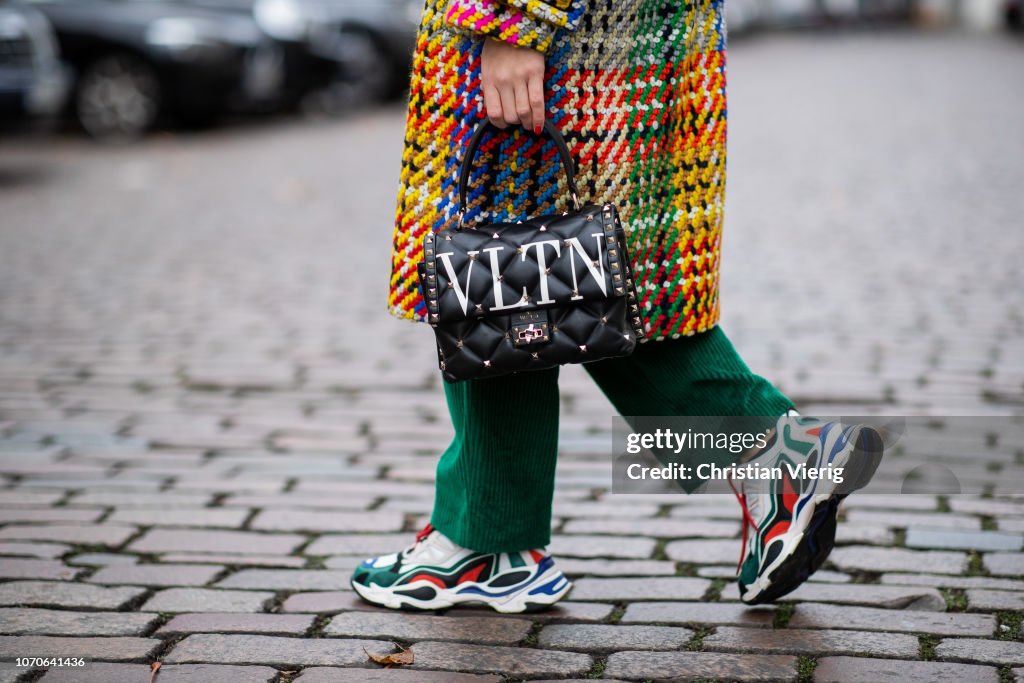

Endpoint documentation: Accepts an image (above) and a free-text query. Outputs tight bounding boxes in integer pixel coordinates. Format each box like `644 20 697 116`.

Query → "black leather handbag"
418 120 645 383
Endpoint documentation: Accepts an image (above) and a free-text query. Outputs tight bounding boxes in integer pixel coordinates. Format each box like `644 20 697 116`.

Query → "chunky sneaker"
731 412 884 605
350 524 572 613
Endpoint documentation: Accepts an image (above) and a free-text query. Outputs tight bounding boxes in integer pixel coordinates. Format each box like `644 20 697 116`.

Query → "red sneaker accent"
528 549 545 563
415 524 435 543
408 573 446 589
728 478 760 574
457 560 488 584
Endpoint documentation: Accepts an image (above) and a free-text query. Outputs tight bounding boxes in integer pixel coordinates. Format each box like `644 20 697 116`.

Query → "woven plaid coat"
389 0 727 340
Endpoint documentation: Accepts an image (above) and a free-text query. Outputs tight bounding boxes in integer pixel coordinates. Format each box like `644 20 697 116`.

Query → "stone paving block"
984 552 1024 577
551 500 660 517
704 626 919 657
141 588 273 613
906 528 1023 552
814 656 1000 683
548 535 657 559
38 663 280 683
129 528 304 555
0 508 104 523
447 602 616 623
325 612 531 645
164 634 394 667
67 491 212 507
0 542 68 558
950 499 1024 516
0 491 65 506
87 563 222 586
0 581 146 609
560 518 738 538
840 496 938 511
620 602 775 627
304 534 412 556
935 638 1024 665
281 591 386 614
0 558 78 581
409 641 591 677
220 493 376 511
604 650 796 681
249 510 404 533
322 556 367 571
106 508 250 528
555 558 677 576
0 608 158 636
846 509 982 530
537 623 692 652
835 524 898 546
216 569 352 591
773 583 946 610
294 481 432 497
294 668 501 682
159 553 307 568
68 553 139 566
826 546 968 574
664 539 740 564
967 589 1024 611
788 603 995 636
0 524 137 546
157 613 314 636
0 663 24 683
569 576 710 601
881 573 1024 591
0 635 161 661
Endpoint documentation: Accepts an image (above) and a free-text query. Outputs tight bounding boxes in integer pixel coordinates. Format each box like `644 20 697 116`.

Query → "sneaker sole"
351 565 573 614
740 425 884 605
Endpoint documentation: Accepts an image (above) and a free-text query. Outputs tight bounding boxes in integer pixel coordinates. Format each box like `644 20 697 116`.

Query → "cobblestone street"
0 30 1023 682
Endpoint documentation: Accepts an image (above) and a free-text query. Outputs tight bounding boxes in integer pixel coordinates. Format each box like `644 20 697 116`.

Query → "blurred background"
1 0 1021 141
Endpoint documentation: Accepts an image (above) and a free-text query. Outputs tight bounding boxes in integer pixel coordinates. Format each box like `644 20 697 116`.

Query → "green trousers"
431 326 794 553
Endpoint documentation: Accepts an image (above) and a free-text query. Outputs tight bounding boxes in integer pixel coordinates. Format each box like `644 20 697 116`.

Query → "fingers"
480 38 546 133
513 79 534 131
527 71 545 134
483 84 505 128
498 85 518 129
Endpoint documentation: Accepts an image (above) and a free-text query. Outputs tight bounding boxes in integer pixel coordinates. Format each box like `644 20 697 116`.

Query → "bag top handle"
456 119 582 229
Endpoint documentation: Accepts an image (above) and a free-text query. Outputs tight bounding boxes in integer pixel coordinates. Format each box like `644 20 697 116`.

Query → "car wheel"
76 53 161 141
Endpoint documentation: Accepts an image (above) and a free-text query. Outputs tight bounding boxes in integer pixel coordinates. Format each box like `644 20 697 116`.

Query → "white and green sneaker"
350 524 572 613
732 413 884 605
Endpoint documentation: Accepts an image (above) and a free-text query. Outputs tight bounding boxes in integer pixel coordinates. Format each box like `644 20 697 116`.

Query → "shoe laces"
728 477 760 575
399 523 436 561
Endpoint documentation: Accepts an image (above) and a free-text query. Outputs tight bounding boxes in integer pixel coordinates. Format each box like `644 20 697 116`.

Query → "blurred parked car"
0 2 68 127
178 0 419 110
25 0 286 140
1008 0 1023 29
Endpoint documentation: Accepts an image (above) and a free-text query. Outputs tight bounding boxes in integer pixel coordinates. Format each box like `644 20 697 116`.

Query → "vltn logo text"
437 233 607 315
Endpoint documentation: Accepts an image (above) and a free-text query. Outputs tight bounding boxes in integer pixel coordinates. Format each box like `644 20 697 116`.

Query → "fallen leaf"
365 643 414 667
148 661 161 683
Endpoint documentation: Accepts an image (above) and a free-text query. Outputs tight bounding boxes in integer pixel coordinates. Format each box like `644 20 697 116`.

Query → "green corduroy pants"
431 326 794 553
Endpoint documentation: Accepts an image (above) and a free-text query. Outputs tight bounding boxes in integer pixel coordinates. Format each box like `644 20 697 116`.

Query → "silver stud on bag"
531 352 539 359
483 360 492 368
579 345 587 352
456 339 464 348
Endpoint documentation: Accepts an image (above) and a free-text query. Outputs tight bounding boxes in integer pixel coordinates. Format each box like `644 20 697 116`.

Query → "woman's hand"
480 38 545 133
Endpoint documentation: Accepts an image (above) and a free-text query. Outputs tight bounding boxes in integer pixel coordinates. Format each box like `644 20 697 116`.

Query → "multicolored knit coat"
389 0 727 340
